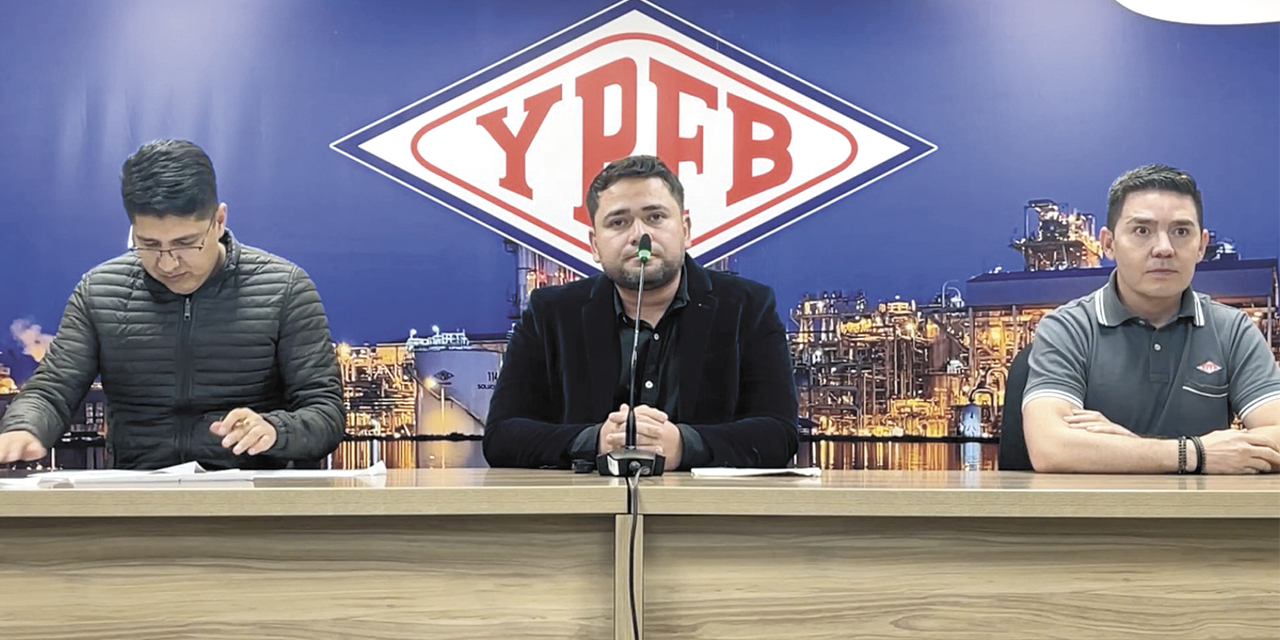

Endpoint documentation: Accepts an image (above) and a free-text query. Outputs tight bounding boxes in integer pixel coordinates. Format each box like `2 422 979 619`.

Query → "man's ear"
1099 226 1115 261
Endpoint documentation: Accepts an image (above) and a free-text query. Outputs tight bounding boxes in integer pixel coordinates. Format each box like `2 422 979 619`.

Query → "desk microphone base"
597 449 665 477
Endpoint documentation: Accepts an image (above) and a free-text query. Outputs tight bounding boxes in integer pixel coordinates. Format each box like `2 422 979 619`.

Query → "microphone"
636 234 652 263
598 233 665 476
626 234 650 450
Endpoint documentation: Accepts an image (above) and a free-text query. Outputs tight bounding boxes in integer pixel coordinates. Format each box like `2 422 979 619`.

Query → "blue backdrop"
1 0 1276 375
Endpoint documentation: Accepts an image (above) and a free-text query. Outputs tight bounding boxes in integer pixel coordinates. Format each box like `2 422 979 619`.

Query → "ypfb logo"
333 0 934 273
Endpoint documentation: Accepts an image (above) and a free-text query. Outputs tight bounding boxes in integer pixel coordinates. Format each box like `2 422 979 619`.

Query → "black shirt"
568 268 710 467
613 269 688 415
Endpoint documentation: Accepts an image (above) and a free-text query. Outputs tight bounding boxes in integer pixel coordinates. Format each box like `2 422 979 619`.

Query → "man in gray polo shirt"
1022 164 1280 474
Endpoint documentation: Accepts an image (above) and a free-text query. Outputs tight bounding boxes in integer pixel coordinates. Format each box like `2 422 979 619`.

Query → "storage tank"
409 330 501 436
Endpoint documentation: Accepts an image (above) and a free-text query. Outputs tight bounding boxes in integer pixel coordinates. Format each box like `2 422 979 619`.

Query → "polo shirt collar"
1094 269 1204 327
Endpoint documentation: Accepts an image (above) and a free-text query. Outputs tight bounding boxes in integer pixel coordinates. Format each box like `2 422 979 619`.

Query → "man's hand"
597 404 630 455
210 408 277 456
0 431 47 464
602 405 683 471
1197 429 1280 474
1063 409 1139 438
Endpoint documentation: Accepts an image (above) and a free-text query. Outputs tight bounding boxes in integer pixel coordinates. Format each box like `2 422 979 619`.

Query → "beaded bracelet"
1189 435 1206 475
1177 436 1188 474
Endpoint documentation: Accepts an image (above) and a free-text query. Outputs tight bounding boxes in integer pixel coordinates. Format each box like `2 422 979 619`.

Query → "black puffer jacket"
0 231 345 469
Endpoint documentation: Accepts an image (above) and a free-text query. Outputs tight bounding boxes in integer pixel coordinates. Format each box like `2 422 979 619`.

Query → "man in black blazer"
483 156 799 471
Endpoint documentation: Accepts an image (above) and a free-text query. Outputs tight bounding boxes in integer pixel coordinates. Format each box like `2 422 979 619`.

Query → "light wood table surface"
638 470 1280 517
0 469 626 640
3 469 1277 640
0 467 625 517
634 471 1280 640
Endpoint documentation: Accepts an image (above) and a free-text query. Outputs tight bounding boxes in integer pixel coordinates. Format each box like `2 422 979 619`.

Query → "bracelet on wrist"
1189 435 1206 474
1177 436 1188 474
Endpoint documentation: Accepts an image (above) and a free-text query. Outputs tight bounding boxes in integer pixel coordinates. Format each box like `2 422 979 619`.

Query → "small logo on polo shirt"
1196 360 1222 374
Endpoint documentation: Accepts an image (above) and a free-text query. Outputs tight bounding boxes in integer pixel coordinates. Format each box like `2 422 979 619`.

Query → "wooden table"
2 470 1277 640
0 469 626 640
635 472 1280 640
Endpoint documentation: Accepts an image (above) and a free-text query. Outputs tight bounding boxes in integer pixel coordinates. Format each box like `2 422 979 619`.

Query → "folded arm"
1023 397 1179 473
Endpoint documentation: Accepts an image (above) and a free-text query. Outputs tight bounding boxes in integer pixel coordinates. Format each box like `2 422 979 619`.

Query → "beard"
605 252 683 291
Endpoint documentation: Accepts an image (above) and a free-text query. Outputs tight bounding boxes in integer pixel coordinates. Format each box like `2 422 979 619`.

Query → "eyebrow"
1124 215 1195 226
604 203 669 217
135 232 203 245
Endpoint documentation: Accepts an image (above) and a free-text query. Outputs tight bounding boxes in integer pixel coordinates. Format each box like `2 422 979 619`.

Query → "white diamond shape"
333 1 934 273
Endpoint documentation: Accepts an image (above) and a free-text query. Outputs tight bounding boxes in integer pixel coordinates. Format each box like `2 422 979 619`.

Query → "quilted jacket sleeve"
260 268 346 461
0 278 101 447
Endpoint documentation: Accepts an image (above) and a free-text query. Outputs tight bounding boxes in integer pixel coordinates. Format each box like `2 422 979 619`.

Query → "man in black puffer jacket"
0 140 345 469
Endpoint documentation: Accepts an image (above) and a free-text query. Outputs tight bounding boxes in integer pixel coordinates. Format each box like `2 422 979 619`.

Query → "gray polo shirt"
1023 271 1280 437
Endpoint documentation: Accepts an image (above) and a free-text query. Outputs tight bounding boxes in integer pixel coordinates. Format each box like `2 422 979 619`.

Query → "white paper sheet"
689 467 822 478
0 460 386 488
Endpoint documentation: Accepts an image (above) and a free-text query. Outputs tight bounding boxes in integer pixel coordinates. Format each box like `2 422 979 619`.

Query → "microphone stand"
598 235 665 477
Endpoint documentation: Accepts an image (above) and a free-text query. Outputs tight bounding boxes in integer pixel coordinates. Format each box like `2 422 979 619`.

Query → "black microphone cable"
627 234 653 638
627 462 643 640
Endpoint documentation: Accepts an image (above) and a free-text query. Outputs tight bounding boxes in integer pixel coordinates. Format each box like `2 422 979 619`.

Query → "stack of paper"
0 461 386 489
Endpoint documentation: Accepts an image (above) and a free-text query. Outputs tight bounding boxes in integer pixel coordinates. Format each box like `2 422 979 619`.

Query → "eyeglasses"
129 217 217 262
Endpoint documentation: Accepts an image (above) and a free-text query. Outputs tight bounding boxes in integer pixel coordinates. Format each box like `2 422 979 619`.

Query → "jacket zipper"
176 296 194 461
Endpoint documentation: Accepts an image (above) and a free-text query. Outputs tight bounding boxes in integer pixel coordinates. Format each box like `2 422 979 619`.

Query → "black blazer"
483 255 799 469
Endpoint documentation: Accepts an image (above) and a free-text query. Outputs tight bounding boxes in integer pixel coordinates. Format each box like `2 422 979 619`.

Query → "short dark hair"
584 155 684 224
121 140 218 221
1106 164 1202 230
